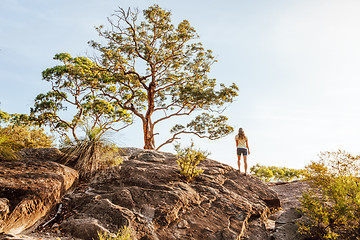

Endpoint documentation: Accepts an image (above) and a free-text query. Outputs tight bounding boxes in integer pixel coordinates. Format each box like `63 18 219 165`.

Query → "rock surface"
0 148 282 240
0 148 78 235
267 181 311 240
18 148 65 162
57 148 280 240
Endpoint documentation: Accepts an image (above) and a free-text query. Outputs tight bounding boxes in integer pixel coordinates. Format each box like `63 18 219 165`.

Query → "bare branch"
153 105 196 126
156 130 209 150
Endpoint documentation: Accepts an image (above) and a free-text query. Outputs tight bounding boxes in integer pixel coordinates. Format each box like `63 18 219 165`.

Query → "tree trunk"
143 119 155 149
143 78 156 150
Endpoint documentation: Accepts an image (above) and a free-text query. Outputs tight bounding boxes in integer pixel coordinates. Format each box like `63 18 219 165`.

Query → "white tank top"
235 135 247 149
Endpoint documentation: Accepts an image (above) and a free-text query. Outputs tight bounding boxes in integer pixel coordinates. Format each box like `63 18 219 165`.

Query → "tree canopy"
32 5 238 149
31 53 132 142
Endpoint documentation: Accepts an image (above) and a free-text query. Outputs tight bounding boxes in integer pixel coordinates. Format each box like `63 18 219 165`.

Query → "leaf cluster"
250 163 305 182
299 150 360 239
175 142 209 182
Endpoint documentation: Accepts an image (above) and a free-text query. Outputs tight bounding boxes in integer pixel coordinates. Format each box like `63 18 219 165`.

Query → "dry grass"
97 225 134 240
61 127 122 180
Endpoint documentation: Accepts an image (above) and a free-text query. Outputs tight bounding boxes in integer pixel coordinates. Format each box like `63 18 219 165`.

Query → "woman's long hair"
238 128 246 140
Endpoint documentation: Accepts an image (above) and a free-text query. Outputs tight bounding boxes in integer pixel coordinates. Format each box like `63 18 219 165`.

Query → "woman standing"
235 128 250 175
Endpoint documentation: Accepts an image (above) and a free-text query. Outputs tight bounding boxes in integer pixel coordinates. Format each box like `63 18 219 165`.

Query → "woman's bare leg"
237 155 241 173
243 155 248 175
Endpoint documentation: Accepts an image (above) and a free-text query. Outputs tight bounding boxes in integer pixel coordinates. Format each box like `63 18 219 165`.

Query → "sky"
1 0 360 170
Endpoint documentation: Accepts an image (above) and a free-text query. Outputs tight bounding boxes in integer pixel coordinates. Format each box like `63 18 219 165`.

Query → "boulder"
0 153 78 234
61 148 280 240
61 217 110 240
18 147 65 162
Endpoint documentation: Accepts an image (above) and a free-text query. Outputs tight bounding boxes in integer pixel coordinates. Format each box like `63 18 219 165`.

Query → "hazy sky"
1 0 360 170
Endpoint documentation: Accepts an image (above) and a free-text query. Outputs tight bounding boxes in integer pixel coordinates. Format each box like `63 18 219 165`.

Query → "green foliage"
0 125 53 151
0 110 10 123
175 142 209 182
61 126 122 180
299 150 360 239
0 110 54 161
36 5 238 150
97 225 134 240
0 135 18 161
250 164 305 182
0 111 36 127
31 53 132 142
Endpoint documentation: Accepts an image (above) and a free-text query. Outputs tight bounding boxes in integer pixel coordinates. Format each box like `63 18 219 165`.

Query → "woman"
235 128 250 175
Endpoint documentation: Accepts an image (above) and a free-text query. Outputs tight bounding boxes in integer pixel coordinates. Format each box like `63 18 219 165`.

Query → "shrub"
298 150 360 239
0 125 53 150
61 126 122 180
175 142 209 182
250 164 305 182
0 135 18 161
0 125 53 161
97 225 134 240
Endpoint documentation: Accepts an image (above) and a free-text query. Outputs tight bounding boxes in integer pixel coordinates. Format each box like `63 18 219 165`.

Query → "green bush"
0 135 18 161
0 125 53 150
0 110 54 161
299 150 360 239
97 225 134 240
0 125 53 161
250 164 305 182
175 142 209 182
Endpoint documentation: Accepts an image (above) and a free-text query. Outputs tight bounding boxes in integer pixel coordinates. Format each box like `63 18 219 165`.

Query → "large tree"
35 5 238 150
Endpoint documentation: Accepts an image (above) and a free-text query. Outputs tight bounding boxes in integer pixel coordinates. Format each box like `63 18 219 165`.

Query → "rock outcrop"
58 148 280 240
0 148 282 239
0 149 78 235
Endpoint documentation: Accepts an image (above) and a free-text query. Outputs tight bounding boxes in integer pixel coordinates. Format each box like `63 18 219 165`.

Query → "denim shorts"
237 148 248 156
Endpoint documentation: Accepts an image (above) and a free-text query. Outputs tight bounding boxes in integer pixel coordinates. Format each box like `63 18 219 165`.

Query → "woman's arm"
246 138 250 155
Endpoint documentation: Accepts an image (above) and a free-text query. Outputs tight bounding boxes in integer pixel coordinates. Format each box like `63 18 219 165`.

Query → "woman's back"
235 135 248 149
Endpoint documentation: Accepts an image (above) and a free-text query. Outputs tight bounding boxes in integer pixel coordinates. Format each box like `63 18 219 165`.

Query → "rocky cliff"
0 148 281 240
0 148 78 235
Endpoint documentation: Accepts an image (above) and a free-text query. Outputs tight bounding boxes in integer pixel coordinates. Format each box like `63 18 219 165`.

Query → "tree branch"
153 105 196 126
156 130 209 150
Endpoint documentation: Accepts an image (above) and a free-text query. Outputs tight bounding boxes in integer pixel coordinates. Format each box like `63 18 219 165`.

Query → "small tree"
299 150 360 239
31 53 132 142
31 54 131 178
175 142 209 182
